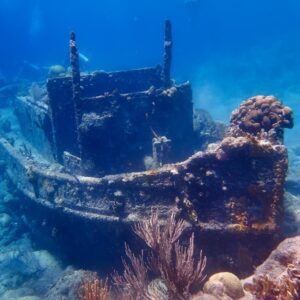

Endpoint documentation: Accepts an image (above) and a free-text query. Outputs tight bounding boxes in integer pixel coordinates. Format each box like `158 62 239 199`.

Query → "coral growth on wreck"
229 95 293 143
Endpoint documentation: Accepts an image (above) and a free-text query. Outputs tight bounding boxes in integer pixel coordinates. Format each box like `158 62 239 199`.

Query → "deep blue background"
0 0 299 143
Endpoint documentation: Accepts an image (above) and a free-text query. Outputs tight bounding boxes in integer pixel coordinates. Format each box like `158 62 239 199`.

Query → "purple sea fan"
134 209 207 299
112 245 149 299
113 209 207 299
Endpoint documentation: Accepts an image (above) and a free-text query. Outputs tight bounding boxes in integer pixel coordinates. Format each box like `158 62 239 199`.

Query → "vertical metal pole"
152 136 172 168
162 20 173 87
70 32 82 160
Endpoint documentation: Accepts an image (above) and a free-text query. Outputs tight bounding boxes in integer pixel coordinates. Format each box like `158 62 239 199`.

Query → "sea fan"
113 209 207 299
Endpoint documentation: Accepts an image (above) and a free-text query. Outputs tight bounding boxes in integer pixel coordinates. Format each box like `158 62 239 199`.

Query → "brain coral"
229 95 293 143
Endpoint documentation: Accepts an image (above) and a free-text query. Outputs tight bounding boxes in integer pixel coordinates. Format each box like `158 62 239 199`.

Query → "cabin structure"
47 21 194 176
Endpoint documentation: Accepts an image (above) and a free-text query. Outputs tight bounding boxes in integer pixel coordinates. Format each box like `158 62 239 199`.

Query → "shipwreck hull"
0 121 289 275
0 134 287 232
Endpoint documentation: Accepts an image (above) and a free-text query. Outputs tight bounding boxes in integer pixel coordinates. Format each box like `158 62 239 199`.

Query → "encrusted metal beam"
162 20 173 87
152 135 171 168
70 32 82 160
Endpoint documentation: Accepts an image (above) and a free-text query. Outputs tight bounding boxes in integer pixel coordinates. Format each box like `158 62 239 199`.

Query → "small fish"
23 60 41 71
79 52 89 63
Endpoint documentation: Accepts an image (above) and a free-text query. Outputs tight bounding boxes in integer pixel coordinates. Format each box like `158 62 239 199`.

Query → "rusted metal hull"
0 130 287 234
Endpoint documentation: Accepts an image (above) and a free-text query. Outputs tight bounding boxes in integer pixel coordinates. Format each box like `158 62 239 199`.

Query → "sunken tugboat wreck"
0 21 294 274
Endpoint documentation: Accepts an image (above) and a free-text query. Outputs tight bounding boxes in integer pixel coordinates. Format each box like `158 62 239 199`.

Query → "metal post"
70 32 82 160
162 20 173 87
152 136 172 168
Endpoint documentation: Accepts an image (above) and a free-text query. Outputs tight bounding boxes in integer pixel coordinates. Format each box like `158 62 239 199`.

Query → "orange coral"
78 277 110 300
244 262 300 300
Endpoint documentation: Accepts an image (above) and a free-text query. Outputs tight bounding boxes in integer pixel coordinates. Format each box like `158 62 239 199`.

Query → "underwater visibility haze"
0 0 300 299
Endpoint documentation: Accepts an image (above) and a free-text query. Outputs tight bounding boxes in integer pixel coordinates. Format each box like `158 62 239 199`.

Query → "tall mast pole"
70 32 82 160
162 20 173 87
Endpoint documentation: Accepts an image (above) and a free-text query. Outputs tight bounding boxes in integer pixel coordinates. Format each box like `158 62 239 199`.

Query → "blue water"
1 1 300 299
1 0 299 144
